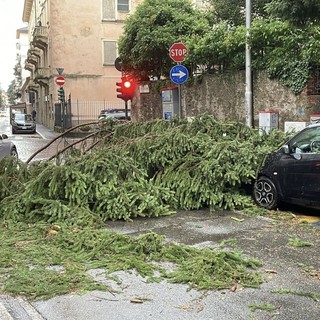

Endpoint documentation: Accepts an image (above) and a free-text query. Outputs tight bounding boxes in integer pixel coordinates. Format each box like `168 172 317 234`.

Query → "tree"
265 0 320 26
205 0 272 26
7 81 17 105
118 0 209 79
118 0 320 95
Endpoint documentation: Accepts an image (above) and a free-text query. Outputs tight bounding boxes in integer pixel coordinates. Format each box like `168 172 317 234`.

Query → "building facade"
15 27 30 108
21 0 143 129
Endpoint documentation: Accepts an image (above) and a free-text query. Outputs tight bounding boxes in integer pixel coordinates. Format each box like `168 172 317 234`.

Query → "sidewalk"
35 123 60 140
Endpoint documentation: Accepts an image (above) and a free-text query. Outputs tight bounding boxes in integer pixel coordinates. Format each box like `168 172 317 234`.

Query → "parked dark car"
0 134 18 160
253 123 320 210
12 113 36 134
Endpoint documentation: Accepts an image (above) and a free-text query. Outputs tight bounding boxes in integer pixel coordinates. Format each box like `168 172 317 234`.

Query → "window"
117 0 129 11
103 41 117 65
290 126 320 153
102 0 116 20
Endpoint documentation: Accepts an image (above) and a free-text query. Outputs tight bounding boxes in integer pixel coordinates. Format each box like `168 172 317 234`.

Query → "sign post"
169 42 188 117
55 76 66 130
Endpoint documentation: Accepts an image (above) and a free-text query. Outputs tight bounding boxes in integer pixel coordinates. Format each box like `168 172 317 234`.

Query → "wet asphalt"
0 113 319 319
33 210 320 320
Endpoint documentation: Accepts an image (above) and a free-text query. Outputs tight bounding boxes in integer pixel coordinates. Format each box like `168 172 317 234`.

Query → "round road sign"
170 65 189 84
169 42 188 62
55 76 65 86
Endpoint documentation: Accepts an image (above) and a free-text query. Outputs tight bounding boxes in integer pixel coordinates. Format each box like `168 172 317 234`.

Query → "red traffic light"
123 80 131 88
116 76 136 102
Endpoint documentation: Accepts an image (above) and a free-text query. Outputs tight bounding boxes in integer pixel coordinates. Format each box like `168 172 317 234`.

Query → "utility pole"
245 0 253 127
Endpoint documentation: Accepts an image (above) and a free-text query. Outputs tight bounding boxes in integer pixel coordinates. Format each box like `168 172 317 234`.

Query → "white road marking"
17 297 45 320
0 302 13 320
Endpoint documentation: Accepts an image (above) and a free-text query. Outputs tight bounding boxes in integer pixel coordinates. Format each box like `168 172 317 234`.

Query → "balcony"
34 67 50 86
28 80 39 92
32 26 49 49
25 62 34 72
26 47 41 66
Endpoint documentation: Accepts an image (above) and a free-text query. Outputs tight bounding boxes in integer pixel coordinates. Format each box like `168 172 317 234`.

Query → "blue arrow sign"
170 65 189 84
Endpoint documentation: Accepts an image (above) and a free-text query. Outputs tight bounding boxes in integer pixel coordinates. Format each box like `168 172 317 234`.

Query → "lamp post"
245 0 253 127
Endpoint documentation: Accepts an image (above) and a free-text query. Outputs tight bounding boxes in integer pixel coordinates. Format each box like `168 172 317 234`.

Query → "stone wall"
136 71 320 130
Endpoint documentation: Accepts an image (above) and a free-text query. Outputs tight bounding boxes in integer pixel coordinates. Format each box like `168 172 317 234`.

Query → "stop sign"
169 42 188 62
55 76 65 86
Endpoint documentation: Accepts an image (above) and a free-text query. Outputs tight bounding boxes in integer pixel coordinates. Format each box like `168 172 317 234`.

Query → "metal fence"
70 100 126 126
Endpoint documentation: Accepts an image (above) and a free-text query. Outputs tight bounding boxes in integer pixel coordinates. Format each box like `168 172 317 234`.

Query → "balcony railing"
35 67 50 79
32 26 49 48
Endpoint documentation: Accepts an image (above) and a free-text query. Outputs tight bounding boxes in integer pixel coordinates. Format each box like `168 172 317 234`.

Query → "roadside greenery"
0 115 290 300
0 115 290 220
118 0 320 94
0 222 263 301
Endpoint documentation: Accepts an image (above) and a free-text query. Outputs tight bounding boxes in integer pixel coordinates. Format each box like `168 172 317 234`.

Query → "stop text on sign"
169 42 188 62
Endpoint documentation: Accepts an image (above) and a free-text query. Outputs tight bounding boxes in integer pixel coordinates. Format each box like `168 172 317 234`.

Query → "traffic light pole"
125 100 129 120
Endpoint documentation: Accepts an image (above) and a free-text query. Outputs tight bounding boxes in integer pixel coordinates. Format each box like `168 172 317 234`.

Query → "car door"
281 125 320 201
281 153 320 200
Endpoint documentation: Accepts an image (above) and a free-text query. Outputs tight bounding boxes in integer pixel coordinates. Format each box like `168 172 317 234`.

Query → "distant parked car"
98 109 131 122
0 134 18 160
12 113 36 134
253 123 320 210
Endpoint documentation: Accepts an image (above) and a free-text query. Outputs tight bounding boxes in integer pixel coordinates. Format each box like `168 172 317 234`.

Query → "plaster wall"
138 71 320 129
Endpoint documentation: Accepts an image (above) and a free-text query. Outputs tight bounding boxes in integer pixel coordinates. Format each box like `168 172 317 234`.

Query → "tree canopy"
118 0 320 94
118 0 209 79
206 0 271 26
266 0 320 26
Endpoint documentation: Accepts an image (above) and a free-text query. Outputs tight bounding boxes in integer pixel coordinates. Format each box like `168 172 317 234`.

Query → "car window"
14 114 25 121
289 126 320 153
14 114 32 121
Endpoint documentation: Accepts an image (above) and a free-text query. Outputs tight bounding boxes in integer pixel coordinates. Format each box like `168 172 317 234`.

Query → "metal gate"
54 101 72 130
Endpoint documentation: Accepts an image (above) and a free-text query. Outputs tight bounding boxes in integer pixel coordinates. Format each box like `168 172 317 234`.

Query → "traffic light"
57 87 65 102
116 76 135 101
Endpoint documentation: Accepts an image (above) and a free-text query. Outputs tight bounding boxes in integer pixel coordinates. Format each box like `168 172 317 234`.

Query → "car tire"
253 176 279 210
10 147 18 159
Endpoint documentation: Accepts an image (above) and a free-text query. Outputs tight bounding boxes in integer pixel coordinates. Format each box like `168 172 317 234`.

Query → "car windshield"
289 125 320 153
14 114 32 121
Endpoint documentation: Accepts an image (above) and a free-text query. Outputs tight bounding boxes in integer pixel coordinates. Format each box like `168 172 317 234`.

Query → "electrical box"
161 87 179 120
259 110 279 133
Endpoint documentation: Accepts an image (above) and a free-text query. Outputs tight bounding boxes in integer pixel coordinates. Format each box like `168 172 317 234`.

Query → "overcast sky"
0 0 26 91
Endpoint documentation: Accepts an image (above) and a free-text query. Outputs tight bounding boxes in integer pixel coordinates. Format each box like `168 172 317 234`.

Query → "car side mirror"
281 145 290 154
0 134 8 140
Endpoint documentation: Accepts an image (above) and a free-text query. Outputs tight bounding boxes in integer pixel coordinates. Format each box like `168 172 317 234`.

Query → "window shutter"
103 41 117 65
102 0 116 20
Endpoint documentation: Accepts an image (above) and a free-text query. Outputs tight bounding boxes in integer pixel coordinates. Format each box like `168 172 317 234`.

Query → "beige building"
16 27 30 107
22 0 143 129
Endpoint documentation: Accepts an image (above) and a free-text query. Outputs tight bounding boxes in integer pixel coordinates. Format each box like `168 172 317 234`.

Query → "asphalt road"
0 110 319 319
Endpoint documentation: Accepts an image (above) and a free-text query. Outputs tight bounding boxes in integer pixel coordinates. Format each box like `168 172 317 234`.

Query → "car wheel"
10 147 18 159
253 176 279 210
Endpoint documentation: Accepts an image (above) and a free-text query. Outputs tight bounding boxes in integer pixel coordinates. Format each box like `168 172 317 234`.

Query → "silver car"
12 113 36 134
0 134 18 160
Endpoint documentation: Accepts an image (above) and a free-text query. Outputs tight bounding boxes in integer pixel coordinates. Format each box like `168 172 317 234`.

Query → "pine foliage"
0 115 289 223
